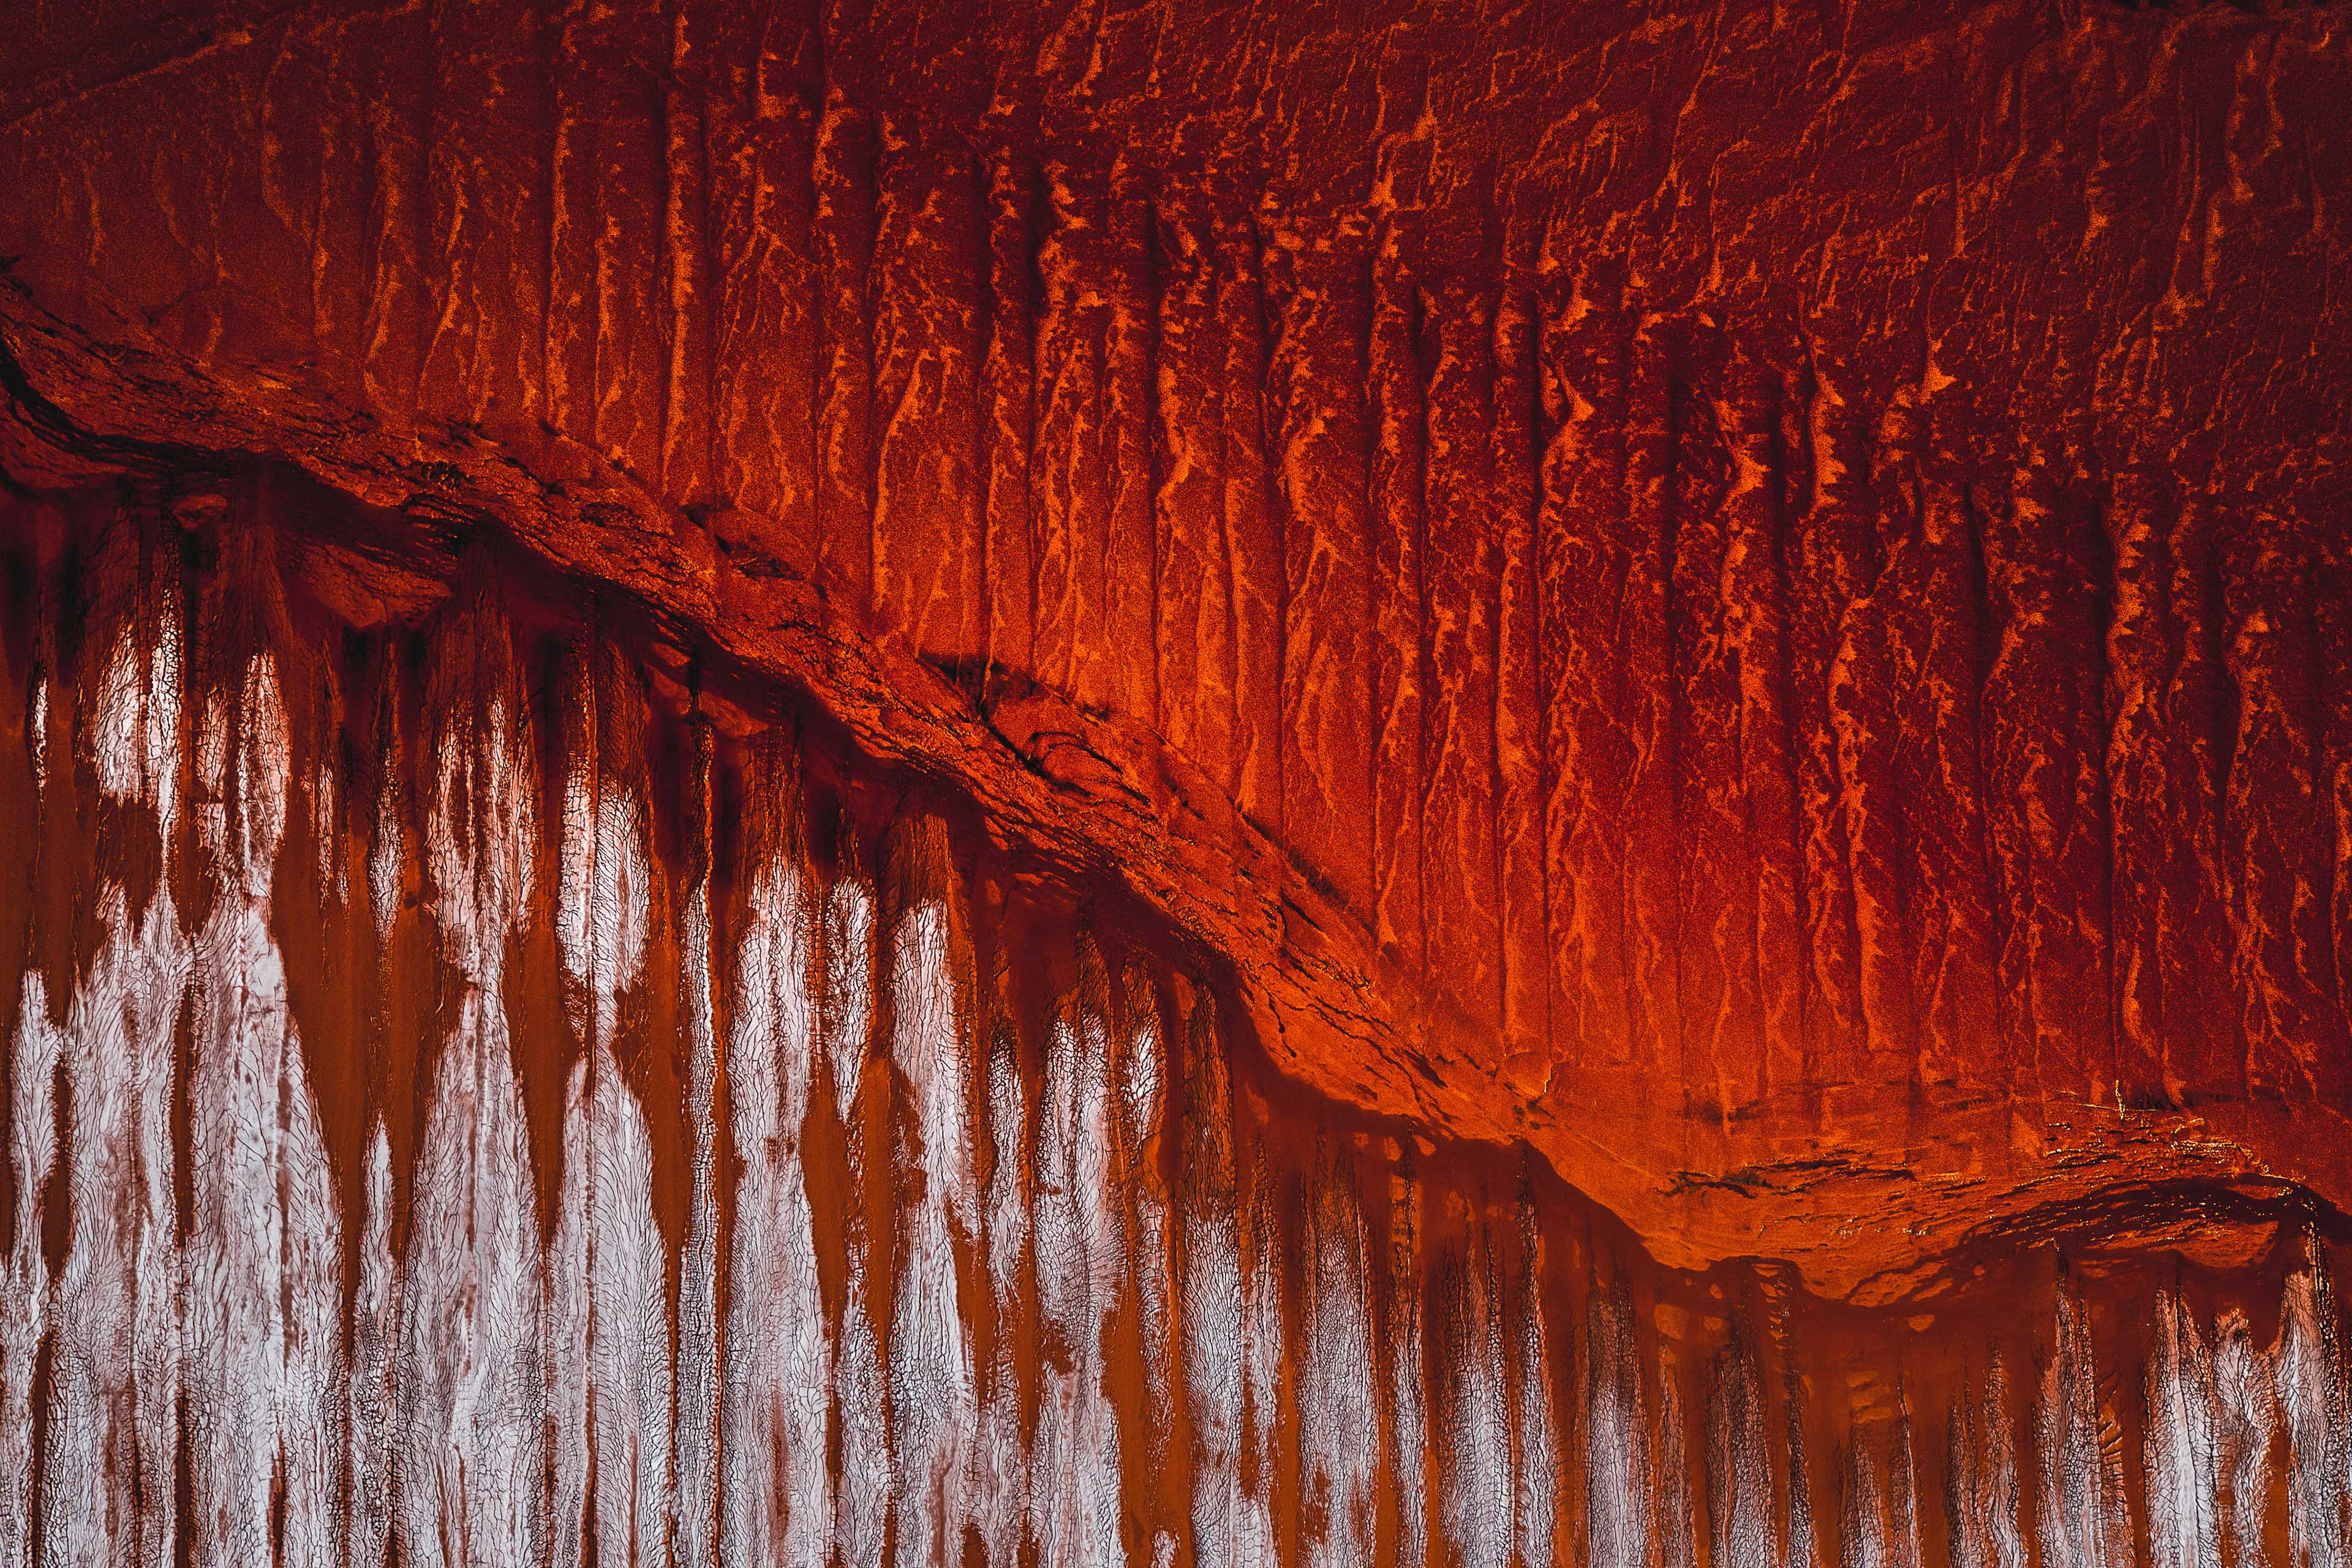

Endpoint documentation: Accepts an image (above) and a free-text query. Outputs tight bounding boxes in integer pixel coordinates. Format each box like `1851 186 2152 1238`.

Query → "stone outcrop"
2 0 2348 1295
1 506 2349 1568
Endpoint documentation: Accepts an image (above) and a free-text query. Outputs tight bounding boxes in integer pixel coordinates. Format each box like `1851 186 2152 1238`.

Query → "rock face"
2 0 2349 1294
0 502 2348 1568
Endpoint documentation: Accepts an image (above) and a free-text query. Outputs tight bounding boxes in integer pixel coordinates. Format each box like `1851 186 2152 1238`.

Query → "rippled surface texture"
0 494 2347 1568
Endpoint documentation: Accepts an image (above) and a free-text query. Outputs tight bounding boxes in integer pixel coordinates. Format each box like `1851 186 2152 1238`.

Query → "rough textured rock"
2 0 2350 1292
2 502 2350 1568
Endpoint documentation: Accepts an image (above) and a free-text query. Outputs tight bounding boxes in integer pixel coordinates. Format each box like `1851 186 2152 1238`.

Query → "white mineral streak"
1389 1163 1431 1568
1185 1020 1246 1568
402 677 548 1568
557 706 654 1044
551 728 670 1568
371 721 404 946
590 1058 673 1568
2145 1290 2222 1568
2040 1282 2132 1568
1442 1223 1512 1568
827 882 892 1568
316 756 343 900
1513 1207 1559 1568
49 605 189 1568
1884 1412 1925 1568
1300 1156 1378 1568
349 1124 399 1568
974 1031 1033 1566
1032 1006 1123 1568
45 884 189 1568
827 881 876 1115
1238 1159 1286 1568
2212 1308 2277 1568
1657 1371 1697 1568
0 978 59 1568
28 677 48 794
93 601 181 844
2275 1249 2349 1568
1840 1442 1889 1568
1120 995 1179 1568
1948 1356 2029 1568
17 611 2352 1568
551 1066 594 1568
185 655 343 1568
1586 1278 1652 1568
676 853 721 1568
834 1169 892 1568
889 900 979 1568
723 846 831 1568
1708 1344 1776 1568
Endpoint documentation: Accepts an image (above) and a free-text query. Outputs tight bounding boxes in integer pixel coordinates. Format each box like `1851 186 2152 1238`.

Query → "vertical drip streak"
1300 1152 1378 1568
184 654 344 1568
551 1051 595 1567
8 576 2352 1568
2211 1308 2276 1568
2275 1250 2348 1568
1441 1218 1511 1568
1841 1441 1888 1568
48 598 189 1568
722 841 830 1568
676 730 721 1568
1388 1161 1431 1568
1947 1356 2027 1568
45 888 189 1566
1884 1410 1926 1568
402 671 546 1568
1185 1007 1245 1568
1120 987 1180 1568
0 979 59 1568
2144 1290 2221 1568
1513 1203 1559 1568
1033 1003 1124 1568
2038 1282 2132 1568
1656 1371 1696 1568
1706 1342 1776 1568
976 1030 1032 1566
1238 1156 1286 1568
827 882 892 1568
888 898 979 1568
1585 1276 1653 1568
349 1125 398 1568
92 609 182 846
552 692 671 1568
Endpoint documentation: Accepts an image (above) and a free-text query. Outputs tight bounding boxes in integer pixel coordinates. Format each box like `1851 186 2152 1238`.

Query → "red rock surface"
3 0 2350 1292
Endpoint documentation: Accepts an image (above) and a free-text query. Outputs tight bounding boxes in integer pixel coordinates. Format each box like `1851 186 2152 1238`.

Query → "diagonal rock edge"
1 0 2350 1294
0 290 1471 1139
4 472 2352 1568
0 296 1649 1242
9 277 2352 1298
2 388 2348 1308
